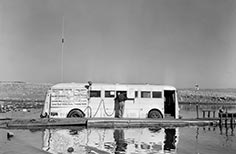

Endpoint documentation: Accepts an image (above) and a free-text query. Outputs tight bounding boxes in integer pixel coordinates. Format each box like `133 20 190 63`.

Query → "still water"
1 104 236 154
41 125 236 154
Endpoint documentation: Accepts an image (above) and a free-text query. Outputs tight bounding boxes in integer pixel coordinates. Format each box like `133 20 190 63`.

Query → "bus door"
164 90 176 118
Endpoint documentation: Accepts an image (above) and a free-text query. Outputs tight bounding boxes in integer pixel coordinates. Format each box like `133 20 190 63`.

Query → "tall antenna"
61 16 65 82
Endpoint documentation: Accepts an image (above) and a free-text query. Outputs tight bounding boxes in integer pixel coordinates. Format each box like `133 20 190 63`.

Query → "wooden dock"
0 118 221 129
87 118 218 128
2 118 87 128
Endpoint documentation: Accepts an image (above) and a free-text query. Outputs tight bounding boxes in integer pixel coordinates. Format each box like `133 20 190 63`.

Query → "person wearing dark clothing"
118 93 127 118
114 96 120 118
114 93 127 118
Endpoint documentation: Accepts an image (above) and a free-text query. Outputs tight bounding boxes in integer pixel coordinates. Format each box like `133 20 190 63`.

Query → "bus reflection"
42 127 178 154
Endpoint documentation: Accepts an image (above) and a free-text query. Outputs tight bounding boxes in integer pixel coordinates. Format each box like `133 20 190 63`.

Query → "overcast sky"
1 0 236 88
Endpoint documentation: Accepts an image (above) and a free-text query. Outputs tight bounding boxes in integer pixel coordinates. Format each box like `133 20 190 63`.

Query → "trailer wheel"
67 109 84 118
148 110 163 119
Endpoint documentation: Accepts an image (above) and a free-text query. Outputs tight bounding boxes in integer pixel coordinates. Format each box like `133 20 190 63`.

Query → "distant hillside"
0 81 52 102
178 89 236 104
0 82 236 104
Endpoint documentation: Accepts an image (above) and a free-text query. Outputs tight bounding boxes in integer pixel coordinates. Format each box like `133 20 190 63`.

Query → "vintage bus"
40 82 179 119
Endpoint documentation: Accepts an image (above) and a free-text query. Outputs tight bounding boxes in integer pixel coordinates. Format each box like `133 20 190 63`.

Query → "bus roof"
51 83 176 91
51 82 87 89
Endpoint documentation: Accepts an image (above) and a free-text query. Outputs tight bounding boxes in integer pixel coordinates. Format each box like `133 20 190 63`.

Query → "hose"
101 99 114 117
89 99 115 117
83 106 92 118
91 99 103 117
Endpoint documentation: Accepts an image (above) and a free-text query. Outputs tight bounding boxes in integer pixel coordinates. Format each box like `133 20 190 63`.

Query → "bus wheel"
67 109 84 118
148 110 163 119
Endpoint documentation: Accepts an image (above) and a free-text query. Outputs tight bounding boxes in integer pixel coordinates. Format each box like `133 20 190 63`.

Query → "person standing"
114 92 127 118
118 93 127 118
114 94 120 118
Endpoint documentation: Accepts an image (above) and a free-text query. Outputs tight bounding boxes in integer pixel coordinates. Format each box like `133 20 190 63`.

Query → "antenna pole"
61 16 64 82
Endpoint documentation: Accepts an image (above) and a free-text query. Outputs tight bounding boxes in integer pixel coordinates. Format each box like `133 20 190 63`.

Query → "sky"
1 0 236 88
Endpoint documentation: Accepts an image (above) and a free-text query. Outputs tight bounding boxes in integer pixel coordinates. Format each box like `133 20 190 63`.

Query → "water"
1 104 236 154
1 126 236 154
40 126 236 154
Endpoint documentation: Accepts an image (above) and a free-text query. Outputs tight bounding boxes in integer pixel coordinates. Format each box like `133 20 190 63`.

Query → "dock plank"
4 118 87 128
1 118 219 129
87 118 217 128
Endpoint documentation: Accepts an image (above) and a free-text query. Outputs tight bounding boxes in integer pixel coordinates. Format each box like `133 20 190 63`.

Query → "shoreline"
1 99 236 105
179 102 236 105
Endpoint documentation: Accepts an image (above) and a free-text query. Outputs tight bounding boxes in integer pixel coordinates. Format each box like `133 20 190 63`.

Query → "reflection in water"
42 127 178 154
164 129 176 151
195 125 236 146
113 129 127 154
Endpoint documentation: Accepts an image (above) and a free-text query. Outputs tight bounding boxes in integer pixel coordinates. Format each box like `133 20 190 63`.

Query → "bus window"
105 90 115 98
152 91 162 98
141 91 151 98
135 91 138 98
90 90 101 98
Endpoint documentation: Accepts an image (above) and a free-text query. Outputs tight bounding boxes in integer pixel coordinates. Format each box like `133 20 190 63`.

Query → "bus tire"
67 109 84 118
148 110 163 119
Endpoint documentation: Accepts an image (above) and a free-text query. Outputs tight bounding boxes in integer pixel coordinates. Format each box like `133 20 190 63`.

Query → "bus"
40 82 179 119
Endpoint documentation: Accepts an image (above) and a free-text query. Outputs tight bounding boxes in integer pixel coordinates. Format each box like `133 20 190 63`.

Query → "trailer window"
152 91 162 98
141 91 151 98
90 90 101 97
135 91 138 98
105 90 115 98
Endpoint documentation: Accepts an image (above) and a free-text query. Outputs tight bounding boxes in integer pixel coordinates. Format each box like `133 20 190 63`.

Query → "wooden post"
213 111 215 118
203 110 205 118
219 112 223 135
0 103 2 113
219 122 223 135
230 114 233 129
226 125 229 136
196 104 199 119
208 111 210 118
219 112 222 126
234 114 236 126
225 111 228 128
